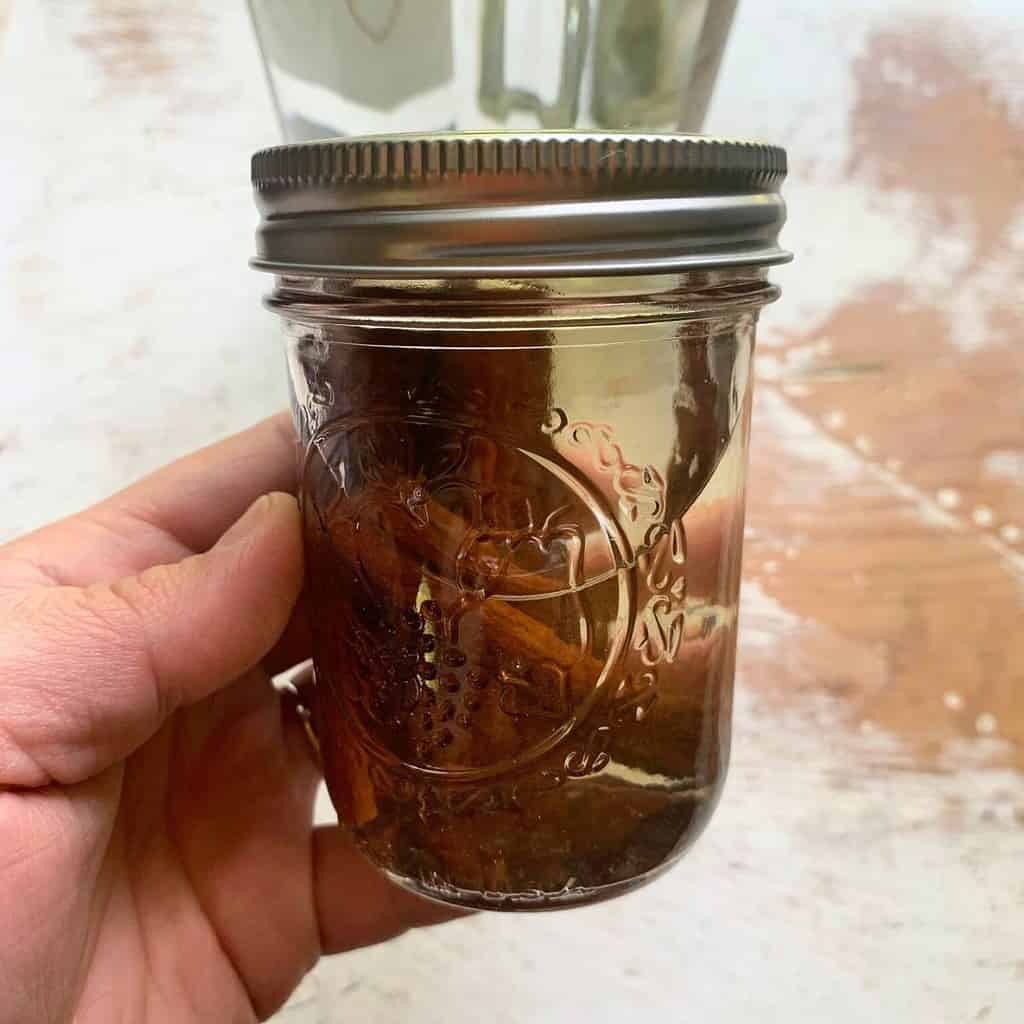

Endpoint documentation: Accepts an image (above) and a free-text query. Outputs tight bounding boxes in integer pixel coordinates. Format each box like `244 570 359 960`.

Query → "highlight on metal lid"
251 132 790 277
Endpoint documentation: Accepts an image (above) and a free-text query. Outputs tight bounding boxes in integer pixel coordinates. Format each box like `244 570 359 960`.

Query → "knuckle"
100 572 176 718
0 586 151 784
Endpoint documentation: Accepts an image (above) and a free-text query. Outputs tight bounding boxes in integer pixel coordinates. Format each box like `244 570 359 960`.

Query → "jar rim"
264 269 780 337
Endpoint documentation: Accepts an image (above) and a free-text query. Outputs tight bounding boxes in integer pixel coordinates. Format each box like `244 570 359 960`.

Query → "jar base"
384 855 685 913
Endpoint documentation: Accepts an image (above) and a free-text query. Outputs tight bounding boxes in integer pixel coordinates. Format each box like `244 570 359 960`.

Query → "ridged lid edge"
252 134 787 192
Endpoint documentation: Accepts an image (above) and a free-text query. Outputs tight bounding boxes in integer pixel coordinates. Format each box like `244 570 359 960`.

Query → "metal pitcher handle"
478 0 591 128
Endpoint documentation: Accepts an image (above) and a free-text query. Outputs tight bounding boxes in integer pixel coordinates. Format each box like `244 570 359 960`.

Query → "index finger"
3 413 299 588
103 412 299 554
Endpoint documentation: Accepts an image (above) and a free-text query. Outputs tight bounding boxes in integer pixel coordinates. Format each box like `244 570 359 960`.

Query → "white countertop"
2 3 1022 1022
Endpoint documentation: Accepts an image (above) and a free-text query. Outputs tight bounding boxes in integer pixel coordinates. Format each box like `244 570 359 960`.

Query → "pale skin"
0 413 736 1022
0 415 453 1024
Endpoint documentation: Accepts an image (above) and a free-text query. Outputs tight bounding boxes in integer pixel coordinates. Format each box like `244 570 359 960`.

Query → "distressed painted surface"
729 9 1024 780
0 2 1021 1022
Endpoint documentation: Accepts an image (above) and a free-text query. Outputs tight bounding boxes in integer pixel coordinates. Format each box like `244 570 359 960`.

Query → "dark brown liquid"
293 319 750 908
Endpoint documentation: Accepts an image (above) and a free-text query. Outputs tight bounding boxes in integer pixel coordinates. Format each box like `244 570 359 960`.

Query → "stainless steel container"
248 1 738 140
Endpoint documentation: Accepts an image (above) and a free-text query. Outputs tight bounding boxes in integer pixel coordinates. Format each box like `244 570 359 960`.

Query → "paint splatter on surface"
742 19 1024 775
73 0 211 88
848 22 1023 273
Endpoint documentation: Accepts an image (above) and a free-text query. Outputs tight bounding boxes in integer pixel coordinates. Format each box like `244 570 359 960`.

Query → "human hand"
0 415 453 1024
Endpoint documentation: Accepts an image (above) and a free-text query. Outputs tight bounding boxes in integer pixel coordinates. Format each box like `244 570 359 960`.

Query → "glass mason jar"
252 134 789 910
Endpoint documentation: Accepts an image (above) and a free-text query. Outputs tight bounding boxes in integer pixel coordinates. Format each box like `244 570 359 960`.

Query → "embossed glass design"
275 269 773 909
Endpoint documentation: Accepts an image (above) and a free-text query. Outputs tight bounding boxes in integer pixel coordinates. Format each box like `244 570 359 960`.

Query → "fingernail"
219 493 274 547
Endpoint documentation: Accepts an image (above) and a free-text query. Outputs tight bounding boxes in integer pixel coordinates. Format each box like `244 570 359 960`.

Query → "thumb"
0 493 303 787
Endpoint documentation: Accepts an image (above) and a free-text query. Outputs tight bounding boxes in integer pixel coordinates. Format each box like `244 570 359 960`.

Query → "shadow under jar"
252 134 789 911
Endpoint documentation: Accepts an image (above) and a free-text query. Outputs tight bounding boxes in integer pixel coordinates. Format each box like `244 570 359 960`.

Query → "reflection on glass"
248 0 737 141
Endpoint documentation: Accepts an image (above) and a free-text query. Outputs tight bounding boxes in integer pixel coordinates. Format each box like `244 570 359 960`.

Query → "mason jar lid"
251 132 789 278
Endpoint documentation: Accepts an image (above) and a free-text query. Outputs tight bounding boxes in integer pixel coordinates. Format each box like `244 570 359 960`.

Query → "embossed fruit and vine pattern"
302 402 700 810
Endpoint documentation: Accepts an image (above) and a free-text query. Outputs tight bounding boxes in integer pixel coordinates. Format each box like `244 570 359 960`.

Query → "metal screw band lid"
251 132 790 277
